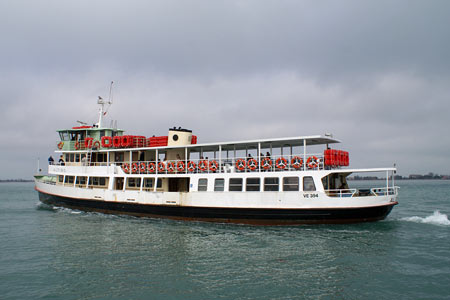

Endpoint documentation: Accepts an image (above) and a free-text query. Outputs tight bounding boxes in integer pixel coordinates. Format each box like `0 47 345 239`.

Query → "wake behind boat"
35 94 398 225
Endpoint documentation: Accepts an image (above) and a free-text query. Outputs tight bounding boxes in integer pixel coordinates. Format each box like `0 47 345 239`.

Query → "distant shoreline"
0 179 33 183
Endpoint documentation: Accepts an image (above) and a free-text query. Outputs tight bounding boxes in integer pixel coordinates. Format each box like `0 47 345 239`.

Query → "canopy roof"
187 135 340 152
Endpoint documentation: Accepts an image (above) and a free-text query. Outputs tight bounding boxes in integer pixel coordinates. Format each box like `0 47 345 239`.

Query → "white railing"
326 186 398 198
113 154 327 175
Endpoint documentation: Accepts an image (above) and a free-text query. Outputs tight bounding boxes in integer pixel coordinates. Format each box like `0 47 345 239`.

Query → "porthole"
173 134 179 141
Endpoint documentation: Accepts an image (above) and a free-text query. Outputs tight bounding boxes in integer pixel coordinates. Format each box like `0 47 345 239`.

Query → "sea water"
0 181 449 300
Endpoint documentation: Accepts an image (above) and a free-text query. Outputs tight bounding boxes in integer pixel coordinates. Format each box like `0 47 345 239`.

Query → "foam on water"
401 210 450 226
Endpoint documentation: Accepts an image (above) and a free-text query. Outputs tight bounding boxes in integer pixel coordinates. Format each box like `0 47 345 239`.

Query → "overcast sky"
1 0 449 178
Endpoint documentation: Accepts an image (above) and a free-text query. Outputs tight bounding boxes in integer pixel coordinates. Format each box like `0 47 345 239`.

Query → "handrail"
325 186 399 198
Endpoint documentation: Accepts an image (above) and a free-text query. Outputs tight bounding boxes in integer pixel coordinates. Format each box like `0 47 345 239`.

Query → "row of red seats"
324 149 349 167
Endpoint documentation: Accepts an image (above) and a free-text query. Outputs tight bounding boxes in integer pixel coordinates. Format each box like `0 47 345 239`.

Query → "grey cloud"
0 0 449 178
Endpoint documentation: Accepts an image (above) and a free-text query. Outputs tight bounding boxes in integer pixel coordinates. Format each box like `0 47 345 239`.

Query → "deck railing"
325 186 398 198
109 154 329 175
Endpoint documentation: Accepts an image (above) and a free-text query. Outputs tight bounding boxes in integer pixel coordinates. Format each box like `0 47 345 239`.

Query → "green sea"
0 180 449 300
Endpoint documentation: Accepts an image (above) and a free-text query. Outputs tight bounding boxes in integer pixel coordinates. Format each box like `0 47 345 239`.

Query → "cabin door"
168 178 190 192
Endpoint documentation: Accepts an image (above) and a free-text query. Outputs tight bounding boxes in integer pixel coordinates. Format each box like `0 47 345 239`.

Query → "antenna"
96 82 115 128
108 81 114 104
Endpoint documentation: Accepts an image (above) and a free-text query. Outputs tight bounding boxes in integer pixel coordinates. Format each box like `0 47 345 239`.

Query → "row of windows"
198 177 316 192
60 176 107 186
127 178 162 188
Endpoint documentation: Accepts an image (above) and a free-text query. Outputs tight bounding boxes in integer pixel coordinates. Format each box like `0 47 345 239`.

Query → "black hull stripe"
38 191 396 225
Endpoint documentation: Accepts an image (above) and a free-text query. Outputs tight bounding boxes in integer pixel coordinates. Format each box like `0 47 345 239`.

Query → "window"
303 176 316 191
156 178 162 188
264 177 279 191
76 176 87 185
127 178 141 188
198 179 208 191
144 178 153 188
246 178 260 192
75 154 80 162
69 153 75 162
64 176 74 184
229 178 243 191
283 177 299 191
58 175 64 183
214 178 225 191
88 177 108 187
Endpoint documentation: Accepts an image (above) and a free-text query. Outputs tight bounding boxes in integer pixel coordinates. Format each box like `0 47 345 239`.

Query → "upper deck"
53 131 353 175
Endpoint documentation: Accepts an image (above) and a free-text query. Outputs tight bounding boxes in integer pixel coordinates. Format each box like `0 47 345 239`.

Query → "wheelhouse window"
264 177 279 191
229 178 243 191
214 178 225 191
246 178 260 192
283 177 299 191
198 179 208 191
303 176 316 191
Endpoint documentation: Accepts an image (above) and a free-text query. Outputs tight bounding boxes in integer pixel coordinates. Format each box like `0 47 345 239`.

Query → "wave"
401 210 450 226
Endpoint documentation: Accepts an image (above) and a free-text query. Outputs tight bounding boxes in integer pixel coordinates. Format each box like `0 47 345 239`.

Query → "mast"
96 81 114 128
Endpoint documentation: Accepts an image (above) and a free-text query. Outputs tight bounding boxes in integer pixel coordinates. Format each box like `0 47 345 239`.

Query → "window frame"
246 177 261 192
264 177 279 191
283 177 299 191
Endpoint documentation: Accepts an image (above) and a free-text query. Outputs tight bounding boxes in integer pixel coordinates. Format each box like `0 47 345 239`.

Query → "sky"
1 0 449 178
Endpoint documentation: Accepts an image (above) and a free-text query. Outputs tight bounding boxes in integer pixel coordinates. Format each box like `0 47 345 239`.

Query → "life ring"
74 141 80 150
167 161 175 173
306 156 319 169
276 157 287 169
93 141 101 149
101 136 112 148
236 159 246 171
113 136 121 148
85 137 93 149
158 162 166 173
291 156 303 169
177 161 185 172
121 135 132 148
198 160 208 172
139 162 147 173
209 160 219 172
247 158 258 171
261 157 272 170
187 161 196 172
57 142 64 150
147 162 156 173
131 163 139 174
121 163 130 174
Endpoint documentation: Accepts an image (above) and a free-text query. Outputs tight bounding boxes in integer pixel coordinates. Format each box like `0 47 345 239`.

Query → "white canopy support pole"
258 142 261 172
155 149 159 175
386 170 389 194
219 145 222 173
303 139 307 169
185 147 188 174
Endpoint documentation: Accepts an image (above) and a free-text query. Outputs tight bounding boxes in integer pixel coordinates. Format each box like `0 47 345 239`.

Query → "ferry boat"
35 96 399 225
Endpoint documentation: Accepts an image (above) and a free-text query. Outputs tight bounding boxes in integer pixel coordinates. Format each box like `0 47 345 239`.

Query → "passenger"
139 152 145 161
58 155 65 166
176 154 181 161
266 152 271 159
247 154 253 162
81 155 87 166
48 156 54 165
